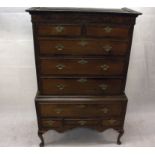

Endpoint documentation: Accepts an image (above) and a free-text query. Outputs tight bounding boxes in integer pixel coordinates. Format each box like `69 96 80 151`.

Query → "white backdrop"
0 7 155 146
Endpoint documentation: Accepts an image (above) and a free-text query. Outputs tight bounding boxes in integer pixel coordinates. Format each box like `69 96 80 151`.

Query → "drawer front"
65 118 121 127
40 118 121 129
38 39 128 56
40 119 62 128
86 25 130 38
101 118 121 127
40 78 123 95
37 24 81 36
38 102 123 117
39 58 125 76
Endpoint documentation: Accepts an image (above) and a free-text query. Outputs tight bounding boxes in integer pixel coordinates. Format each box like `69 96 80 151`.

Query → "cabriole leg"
117 129 124 145
38 131 44 147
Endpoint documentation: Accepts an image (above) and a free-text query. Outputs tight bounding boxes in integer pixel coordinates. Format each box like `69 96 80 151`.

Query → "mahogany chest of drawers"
26 7 141 146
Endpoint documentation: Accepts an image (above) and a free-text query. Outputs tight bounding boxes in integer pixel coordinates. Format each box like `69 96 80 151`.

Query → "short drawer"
39 78 123 95
40 119 62 128
101 118 121 127
38 102 123 117
86 25 130 38
37 24 81 36
39 58 125 76
38 39 128 56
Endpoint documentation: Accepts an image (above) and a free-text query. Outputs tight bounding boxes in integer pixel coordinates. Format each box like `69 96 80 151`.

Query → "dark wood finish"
40 117 122 129
117 129 124 145
64 118 121 127
40 78 123 95
26 7 141 146
86 25 130 38
38 131 44 147
37 24 81 36
38 101 123 117
38 39 128 56
39 57 125 76
26 7 141 15
41 119 63 128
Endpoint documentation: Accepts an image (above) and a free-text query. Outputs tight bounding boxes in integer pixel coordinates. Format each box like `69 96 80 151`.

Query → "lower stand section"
38 128 124 147
38 131 44 147
36 94 127 147
117 129 124 145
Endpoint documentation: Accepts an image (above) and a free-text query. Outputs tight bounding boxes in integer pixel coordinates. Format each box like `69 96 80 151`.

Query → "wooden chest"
26 7 141 146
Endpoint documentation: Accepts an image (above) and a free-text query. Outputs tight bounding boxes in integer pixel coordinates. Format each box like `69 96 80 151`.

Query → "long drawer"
39 78 123 95
38 39 128 56
39 58 125 76
40 118 121 129
38 102 123 117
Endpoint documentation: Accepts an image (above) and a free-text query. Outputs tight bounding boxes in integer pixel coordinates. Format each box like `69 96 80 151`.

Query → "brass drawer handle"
46 121 55 126
100 64 110 71
102 45 112 52
108 119 117 125
78 59 88 65
77 78 87 83
55 44 64 51
57 84 65 90
78 40 88 47
55 25 64 32
56 64 65 70
54 109 62 114
77 105 86 108
99 84 108 91
104 26 113 33
101 107 109 114
78 121 87 125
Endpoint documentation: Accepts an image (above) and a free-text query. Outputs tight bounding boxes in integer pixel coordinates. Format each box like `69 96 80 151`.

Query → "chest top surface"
26 7 141 16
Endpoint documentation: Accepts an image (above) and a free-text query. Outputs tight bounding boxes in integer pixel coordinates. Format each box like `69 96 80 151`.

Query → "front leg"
38 131 44 147
117 129 124 145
